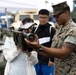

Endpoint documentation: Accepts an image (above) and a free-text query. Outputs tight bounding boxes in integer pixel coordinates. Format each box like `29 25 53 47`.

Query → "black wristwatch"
38 45 44 51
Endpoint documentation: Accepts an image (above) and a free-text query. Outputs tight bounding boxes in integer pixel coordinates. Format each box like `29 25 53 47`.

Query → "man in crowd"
33 9 56 75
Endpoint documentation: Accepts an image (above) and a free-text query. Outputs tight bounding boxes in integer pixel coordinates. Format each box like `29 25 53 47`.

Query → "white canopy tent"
0 0 39 27
0 0 38 13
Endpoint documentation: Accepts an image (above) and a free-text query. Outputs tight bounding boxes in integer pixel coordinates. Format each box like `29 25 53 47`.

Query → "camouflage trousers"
55 67 76 75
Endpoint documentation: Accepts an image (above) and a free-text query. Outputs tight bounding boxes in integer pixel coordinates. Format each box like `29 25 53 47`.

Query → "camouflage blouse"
52 19 76 75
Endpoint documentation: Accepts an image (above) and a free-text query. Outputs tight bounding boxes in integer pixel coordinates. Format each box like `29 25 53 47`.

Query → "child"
3 18 38 75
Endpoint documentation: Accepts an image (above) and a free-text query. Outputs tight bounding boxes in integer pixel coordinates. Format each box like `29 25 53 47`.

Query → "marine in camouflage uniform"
52 19 76 75
51 2 76 75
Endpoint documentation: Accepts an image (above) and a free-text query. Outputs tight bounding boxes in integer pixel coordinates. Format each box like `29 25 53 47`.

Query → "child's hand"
25 50 31 57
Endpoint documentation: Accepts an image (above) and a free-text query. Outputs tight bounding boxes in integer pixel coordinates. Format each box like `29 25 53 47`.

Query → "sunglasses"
53 11 65 18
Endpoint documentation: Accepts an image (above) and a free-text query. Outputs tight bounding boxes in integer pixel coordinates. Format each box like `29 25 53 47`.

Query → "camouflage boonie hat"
52 1 69 15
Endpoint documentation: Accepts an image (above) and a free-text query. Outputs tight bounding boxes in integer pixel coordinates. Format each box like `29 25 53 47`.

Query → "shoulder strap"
49 25 56 38
49 25 52 36
34 25 39 33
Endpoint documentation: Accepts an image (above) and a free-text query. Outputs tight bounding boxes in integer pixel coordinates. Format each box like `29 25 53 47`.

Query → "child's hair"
22 18 34 25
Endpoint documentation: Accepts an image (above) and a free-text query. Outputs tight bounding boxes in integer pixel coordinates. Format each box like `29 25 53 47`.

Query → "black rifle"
0 26 37 52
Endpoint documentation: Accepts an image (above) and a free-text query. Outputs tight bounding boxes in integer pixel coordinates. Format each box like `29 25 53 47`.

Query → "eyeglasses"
53 11 65 18
38 16 48 19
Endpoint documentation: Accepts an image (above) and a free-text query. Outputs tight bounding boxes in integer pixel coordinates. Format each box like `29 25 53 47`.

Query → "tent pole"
5 8 9 28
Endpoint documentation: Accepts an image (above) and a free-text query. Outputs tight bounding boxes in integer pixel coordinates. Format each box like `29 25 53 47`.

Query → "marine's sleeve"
64 28 76 45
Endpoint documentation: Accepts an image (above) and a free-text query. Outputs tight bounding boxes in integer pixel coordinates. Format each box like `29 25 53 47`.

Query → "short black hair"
38 9 49 16
22 18 34 25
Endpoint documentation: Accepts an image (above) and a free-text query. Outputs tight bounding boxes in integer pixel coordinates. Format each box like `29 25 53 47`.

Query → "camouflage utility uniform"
52 19 76 75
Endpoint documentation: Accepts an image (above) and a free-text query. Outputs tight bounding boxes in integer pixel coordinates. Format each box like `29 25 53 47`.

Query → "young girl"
3 18 38 75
